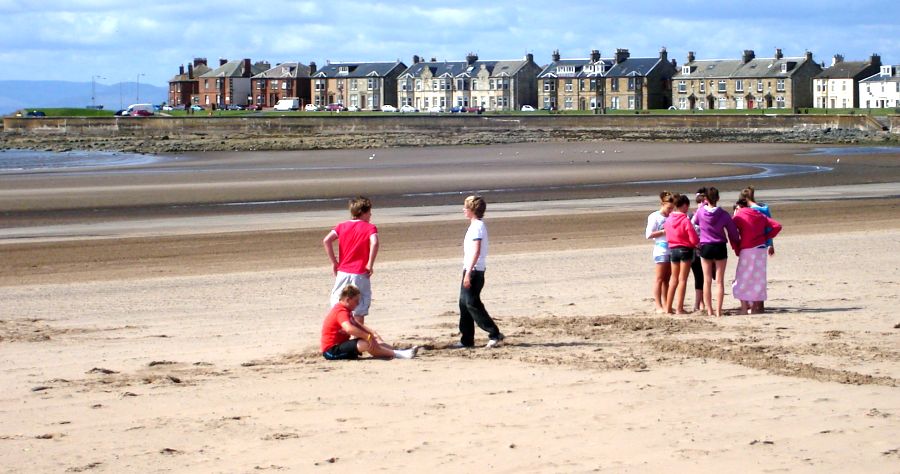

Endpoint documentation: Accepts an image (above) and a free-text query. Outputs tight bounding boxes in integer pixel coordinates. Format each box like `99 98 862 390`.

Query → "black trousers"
458 270 502 346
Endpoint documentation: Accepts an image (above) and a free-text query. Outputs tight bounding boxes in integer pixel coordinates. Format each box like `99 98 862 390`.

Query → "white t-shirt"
463 219 488 271
645 211 669 258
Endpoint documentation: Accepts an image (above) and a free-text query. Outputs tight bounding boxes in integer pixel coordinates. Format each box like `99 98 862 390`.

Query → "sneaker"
485 338 503 349
449 342 472 349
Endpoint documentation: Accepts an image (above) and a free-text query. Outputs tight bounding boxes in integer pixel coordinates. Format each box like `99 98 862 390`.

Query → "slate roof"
169 64 212 82
606 57 664 77
401 58 532 79
860 66 899 83
314 61 406 78
200 60 269 78
537 58 614 78
676 56 812 79
254 62 311 79
815 61 877 79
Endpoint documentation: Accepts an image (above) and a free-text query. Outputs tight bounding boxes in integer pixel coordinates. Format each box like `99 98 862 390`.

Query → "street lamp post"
91 75 105 108
136 73 145 103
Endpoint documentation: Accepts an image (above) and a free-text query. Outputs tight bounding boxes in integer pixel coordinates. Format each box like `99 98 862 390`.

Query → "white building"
859 65 900 109
812 54 881 109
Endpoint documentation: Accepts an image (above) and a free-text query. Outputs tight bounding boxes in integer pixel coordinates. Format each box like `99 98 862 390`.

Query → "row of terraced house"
168 48 900 112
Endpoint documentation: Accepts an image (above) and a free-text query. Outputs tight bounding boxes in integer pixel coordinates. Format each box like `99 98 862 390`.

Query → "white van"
274 98 299 111
124 103 154 116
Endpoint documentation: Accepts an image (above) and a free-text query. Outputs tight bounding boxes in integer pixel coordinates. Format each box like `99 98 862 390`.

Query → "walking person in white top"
454 195 504 349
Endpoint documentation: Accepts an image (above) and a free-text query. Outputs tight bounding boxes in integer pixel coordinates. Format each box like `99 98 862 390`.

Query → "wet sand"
1 141 899 472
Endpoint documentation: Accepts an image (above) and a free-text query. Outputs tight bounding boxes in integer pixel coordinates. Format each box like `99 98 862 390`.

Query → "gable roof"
538 58 614 78
200 60 269 78
253 62 311 79
169 64 212 82
860 66 900 83
606 57 663 77
815 60 880 80
675 54 817 80
314 61 406 78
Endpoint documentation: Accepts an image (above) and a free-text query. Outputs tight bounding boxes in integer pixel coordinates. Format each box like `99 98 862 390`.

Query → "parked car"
131 109 153 117
246 104 261 111
190 105 204 111
380 104 398 112
347 105 361 112
465 106 484 114
114 109 127 116
399 104 418 113
521 105 536 112
25 110 46 117
304 104 321 112
325 103 347 112
225 104 245 110
426 105 444 113
162 105 174 111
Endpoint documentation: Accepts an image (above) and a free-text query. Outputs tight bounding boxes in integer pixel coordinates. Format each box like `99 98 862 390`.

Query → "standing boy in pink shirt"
323 196 379 324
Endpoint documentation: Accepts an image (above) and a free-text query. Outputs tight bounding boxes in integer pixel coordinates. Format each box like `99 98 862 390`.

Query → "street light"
92 75 105 108
136 73 145 103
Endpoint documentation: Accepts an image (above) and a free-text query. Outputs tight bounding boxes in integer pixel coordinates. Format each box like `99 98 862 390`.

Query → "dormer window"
339 66 349 75
881 65 892 76
682 66 691 75
780 63 788 73
558 65 575 76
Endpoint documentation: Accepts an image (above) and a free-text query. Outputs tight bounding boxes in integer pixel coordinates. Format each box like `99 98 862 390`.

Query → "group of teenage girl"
646 185 783 317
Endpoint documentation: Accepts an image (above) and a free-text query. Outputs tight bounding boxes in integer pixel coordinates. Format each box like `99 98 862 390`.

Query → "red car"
325 103 347 112
131 109 153 117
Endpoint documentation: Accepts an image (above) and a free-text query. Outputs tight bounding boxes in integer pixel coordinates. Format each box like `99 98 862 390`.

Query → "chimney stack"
219 58 228 66
309 61 317 75
526 53 534 63
243 58 252 77
687 51 695 63
831 54 844 66
615 48 630 64
658 46 668 62
805 51 813 62
590 49 600 62
193 58 207 67
466 52 478 65
413 54 420 64
774 48 783 60
742 50 755 63
188 63 194 79
179 65 185 76
552 49 560 62
870 53 881 67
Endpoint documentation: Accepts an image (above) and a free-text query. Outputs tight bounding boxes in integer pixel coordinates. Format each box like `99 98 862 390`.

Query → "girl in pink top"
732 198 783 315
663 194 700 314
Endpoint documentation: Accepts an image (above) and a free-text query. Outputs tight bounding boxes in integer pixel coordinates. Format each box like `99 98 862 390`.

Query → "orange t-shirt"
320 303 353 352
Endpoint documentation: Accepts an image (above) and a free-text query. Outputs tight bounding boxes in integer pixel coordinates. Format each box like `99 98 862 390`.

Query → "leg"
460 270 502 341
665 262 679 314
357 338 395 359
691 256 704 311
652 263 668 312
458 273 476 347
714 259 727 317
675 262 692 313
701 258 714 316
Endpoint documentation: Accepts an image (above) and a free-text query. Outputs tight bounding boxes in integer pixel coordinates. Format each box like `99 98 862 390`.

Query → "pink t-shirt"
334 220 378 274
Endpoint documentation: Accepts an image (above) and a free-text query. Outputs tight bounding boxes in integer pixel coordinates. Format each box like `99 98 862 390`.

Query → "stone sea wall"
2 114 897 153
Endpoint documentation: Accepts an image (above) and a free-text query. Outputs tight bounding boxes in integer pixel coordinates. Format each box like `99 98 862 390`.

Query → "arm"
686 220 700 248
366 233 379 276
322 230 339 276
340 320 378 342
765 218 783 241
463 239 481 289
646 215 664 240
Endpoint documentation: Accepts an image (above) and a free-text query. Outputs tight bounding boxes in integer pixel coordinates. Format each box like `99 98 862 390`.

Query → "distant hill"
0 80 167 114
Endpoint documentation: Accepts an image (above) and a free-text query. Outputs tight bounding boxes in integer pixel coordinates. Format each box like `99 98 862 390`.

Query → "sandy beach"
1 141 899 472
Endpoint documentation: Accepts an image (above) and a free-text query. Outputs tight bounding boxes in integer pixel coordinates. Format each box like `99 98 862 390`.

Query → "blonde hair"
464 195 486 218
659 191 674 204
349 196 372 218
340 285 361 301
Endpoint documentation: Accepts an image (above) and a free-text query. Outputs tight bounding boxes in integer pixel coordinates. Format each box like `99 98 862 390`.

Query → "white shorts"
330 272 372 317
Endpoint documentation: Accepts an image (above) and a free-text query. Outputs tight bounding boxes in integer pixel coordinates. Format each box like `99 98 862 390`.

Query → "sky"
1 0 898 87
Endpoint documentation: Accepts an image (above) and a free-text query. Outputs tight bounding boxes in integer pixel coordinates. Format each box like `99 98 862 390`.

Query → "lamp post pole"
136 73 145 103
92 75 105 108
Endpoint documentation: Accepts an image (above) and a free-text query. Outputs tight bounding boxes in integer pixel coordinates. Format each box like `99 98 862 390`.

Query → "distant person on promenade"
664 194 700 314
693 187 741 317
732 198 783 314
321 285 418 360
455 195 505 349
646 191 675 313
323 196 379 324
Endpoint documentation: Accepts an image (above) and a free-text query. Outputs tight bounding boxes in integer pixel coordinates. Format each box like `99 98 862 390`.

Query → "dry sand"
1 142 899 472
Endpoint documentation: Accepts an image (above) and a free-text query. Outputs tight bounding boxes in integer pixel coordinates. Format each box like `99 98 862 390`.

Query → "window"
628 96 635 109
678 97 687 109
678 80 686 93
610 97 619 109
204 79 209 90
282 82 288 90
699 81 705 93
350 79 358 91
564 96 573 109
718 98 727 109
368 78 377 90
543 97 552 109
565 79 573 92
580 79 586 91
682 65 691 75
735 97 744 109
472 79 478 90
415 79 422 91
735 80 744 92
780 63 788 73
351 96 358 107
315 80 325 91
456 78 467 90
628 77 636 91
543 80 555 92
775 96 785 108
611 79 619 92
776 79 785 92
717 80 727 93
489 79 495 90
432 80 438 91
757 80 763 93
